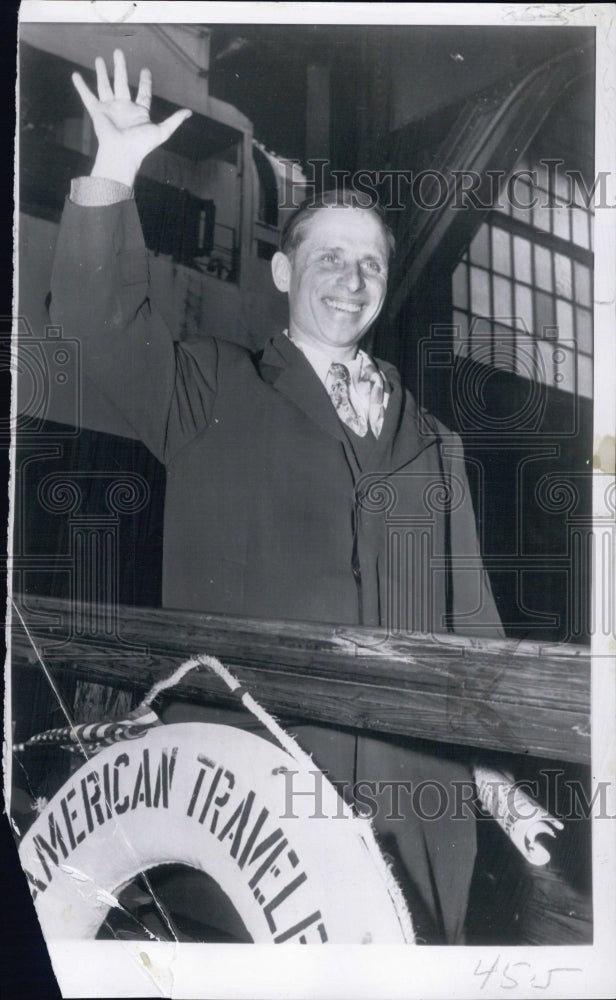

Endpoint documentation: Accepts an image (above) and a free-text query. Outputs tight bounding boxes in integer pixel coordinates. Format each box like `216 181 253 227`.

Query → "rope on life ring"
18 655 415 944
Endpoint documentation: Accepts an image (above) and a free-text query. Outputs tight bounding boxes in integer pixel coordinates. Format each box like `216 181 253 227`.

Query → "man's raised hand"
72 49 192 189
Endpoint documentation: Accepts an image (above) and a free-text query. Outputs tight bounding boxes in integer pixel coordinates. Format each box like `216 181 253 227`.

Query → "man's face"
272 206 389 356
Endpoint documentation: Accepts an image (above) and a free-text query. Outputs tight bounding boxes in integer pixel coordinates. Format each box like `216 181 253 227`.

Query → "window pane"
570 174 592 209
515 330 536 381
556 298 574 339
574 262 592 306
554 253 573 298
535 290 555 334
533 202 551 234
452 310 468 356
554 169 570 201
537 161 569 197
470 315 492 337
534 245 553 291
492 324 516 373
513 236 531 283
491 227 511 274
467 315 490 362
535 162 549 190
511 180 533 224
469 226 490 267
535 339 553 385
515 283 533 331
552 207 571 242
495 194 511 216
578 352 593 399
493 276 512 318
469 339 490 366
512 203 532 225
452 261 468 310
576 307 593 354
572 206 590 248
470 266 491 317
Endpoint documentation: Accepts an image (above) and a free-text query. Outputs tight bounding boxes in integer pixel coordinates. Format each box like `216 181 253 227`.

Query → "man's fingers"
95 56 113 102
112 49 131 100
71 72 98 115
157 108 192 144
135 68 152 111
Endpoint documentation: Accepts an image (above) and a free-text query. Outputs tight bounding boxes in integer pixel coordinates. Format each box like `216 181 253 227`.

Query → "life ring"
18 723 413 943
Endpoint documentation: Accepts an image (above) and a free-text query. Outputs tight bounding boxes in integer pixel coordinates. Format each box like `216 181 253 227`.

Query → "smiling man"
272 194 393 444
273 199 391 355
47 51 504 943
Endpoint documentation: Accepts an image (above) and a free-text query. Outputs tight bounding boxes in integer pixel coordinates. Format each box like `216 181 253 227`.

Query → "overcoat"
50 196 503 637
48 194 505 943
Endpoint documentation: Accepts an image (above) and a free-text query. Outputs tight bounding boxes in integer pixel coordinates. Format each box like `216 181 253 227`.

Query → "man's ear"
271 251 292 292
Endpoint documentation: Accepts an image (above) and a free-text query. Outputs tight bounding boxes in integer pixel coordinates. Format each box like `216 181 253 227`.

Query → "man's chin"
319 309 372 338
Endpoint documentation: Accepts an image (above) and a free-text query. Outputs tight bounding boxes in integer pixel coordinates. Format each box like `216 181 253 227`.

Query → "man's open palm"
72 49 191 186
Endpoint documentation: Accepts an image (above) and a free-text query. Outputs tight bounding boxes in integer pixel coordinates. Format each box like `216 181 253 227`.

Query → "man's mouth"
322 297 364 314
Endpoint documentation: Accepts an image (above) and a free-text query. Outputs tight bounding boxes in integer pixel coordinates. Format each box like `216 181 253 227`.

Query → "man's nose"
338 261 365 292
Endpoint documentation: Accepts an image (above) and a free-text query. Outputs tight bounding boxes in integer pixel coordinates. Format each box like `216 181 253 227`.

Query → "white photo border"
7 3 615 998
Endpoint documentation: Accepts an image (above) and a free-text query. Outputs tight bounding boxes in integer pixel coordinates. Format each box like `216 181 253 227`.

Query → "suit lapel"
366 360 441 472
257 333 442 469
259 333 348 442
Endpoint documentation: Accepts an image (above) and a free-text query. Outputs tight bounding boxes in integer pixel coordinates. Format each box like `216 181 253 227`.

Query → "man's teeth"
323 298 363 313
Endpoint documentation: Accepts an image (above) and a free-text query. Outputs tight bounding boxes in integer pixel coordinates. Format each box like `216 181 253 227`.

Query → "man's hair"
280 188 396 259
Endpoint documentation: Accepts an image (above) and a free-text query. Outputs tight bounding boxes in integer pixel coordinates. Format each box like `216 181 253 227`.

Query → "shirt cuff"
70 176 134 207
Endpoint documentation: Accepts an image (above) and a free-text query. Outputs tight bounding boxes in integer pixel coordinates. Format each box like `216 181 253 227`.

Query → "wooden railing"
10 594 590 764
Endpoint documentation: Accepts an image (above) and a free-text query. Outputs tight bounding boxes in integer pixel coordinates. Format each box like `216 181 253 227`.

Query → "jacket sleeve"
442 432 505 639
49 194 217 464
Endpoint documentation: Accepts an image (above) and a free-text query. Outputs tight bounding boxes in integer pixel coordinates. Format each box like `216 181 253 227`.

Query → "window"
452 90 593 399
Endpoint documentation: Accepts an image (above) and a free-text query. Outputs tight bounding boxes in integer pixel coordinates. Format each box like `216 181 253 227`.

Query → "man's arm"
49 51 217 463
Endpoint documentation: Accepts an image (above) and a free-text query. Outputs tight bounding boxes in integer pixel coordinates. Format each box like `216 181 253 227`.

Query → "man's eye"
363 259 382 273
322 253 339 264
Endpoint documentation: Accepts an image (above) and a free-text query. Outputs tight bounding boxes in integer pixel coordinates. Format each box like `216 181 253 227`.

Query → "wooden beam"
10 594 590 763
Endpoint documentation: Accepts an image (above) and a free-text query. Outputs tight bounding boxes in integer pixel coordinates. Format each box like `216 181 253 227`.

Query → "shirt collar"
283 329 370 385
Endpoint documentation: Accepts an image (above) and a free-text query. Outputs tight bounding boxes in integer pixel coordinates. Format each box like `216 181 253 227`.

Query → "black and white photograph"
5 2 615 997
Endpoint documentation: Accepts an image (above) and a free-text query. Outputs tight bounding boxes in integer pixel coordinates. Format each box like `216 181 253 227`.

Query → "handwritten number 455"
474 956 582 990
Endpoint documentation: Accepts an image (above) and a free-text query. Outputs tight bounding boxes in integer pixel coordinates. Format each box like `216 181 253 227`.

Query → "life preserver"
18 723 413 943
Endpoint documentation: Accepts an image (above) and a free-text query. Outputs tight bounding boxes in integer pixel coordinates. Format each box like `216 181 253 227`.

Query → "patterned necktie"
325 363 368 437
357 355 387 438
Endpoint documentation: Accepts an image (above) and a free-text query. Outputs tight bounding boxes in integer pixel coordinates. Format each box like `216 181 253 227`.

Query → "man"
48 50 503 942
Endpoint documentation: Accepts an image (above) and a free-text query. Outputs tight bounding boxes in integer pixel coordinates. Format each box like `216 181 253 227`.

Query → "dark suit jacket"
48 194 505 944
50 196 503 638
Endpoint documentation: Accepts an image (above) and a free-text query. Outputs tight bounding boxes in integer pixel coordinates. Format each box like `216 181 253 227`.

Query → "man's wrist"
91 149 140 190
